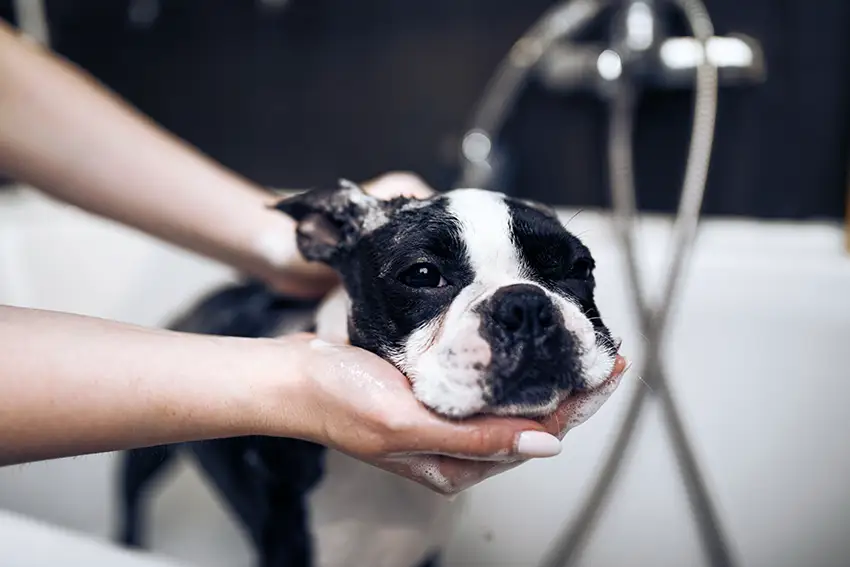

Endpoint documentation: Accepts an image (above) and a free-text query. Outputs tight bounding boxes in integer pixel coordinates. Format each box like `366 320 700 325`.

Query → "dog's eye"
570 258 594 280
399 263 447 288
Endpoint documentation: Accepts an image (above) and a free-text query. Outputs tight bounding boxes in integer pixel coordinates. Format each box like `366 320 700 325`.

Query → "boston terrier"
116 181 619 567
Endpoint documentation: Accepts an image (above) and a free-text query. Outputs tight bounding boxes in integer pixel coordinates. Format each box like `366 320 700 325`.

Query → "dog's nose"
490 284 557 336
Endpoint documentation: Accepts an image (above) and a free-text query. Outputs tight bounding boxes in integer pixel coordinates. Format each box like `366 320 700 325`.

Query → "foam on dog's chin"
582 342 617 389
556 370 625 439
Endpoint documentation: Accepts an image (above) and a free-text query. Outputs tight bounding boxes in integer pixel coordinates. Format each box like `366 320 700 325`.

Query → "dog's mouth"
484 346 625 421
401 307 621 420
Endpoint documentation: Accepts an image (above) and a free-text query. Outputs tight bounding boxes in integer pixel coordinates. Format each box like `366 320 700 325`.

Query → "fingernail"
516 431 562 458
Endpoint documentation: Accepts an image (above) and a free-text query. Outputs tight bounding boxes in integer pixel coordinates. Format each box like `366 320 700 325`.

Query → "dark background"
2 0 849 219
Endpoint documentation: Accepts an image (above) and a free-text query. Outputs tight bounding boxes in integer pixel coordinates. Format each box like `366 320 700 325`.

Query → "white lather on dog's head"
274 180 618 419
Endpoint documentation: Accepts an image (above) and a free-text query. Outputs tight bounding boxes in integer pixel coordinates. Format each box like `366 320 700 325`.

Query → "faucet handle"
537 33 766 95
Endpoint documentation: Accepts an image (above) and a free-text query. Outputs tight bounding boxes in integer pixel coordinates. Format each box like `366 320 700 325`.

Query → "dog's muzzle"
478 284 582 412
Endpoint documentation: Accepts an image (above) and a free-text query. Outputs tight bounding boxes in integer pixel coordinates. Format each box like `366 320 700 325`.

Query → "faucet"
456 0 766 191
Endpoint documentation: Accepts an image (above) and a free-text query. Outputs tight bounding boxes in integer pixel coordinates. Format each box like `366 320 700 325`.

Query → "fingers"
375 355 631 495
391 414 562 461
362 172 436 200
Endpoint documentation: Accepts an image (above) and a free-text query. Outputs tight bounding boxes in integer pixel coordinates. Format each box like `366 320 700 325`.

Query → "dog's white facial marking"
580 336 617 389
447 188 527 284
400 189 522 418
397 188 616 418
549 294 617 391
400 306 492 418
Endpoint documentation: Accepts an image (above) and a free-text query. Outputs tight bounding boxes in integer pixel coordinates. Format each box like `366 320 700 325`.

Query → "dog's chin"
411 374 568 420
487 390 566 419
402 328 617 420
415 390 565 421
410 383 487 420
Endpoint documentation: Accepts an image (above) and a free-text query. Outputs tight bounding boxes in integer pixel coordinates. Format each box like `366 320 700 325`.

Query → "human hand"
379 355 629 495
261 334 627 495
262 172 435 297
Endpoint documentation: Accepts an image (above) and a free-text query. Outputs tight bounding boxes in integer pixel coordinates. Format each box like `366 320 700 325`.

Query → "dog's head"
274 180 618 419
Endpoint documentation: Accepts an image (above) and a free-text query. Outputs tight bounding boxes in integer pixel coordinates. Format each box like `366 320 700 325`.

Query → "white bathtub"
1 186 848 567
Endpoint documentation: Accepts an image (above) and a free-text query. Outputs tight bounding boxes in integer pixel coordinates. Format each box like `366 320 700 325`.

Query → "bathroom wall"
6 0 847 219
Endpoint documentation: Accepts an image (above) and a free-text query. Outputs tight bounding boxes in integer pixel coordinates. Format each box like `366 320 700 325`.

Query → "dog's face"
275 181 618 419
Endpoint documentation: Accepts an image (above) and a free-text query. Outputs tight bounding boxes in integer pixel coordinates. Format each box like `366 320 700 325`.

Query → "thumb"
401 416 563 461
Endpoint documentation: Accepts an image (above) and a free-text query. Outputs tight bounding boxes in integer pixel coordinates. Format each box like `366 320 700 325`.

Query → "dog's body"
117 185 617 567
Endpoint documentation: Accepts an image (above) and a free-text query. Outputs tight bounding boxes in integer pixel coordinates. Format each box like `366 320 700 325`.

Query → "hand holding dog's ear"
260 172 436 297
271 172 436 267
356 171 435 200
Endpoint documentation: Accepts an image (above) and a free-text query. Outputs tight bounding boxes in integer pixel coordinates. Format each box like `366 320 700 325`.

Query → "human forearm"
0 22 333 295
0 307 622 489
0 305 307 466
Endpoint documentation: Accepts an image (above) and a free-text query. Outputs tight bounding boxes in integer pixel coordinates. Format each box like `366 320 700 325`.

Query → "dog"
116 180 619 567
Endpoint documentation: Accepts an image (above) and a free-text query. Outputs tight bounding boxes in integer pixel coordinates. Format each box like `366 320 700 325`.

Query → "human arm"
0 304 584 475
0 21 438 298
0 304 293 465
0 20 628 491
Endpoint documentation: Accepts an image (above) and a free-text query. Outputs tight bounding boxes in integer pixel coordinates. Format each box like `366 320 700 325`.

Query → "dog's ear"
271 179 385 265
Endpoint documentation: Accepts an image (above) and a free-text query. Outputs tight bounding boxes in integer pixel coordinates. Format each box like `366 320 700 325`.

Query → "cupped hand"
271 333 627 495
381 355 629 495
